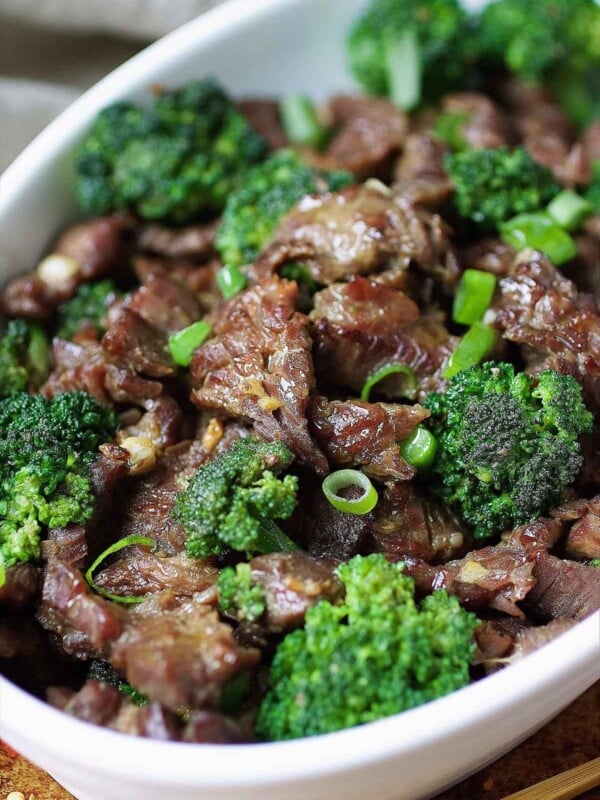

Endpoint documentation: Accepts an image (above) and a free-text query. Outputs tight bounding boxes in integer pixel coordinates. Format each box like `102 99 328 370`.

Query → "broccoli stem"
385 29 421 110
254 516 300 554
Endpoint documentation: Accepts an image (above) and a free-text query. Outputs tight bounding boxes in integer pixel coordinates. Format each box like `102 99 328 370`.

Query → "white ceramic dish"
1 1 599 798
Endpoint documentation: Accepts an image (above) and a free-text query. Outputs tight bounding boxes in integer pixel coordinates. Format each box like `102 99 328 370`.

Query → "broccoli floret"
56 280 120 340
256 554 478 741
445 147 559 231
76 78 268 222
479 0 600 127
0 392 118 569
0 319 49 398
215 150 353 270
590 559 600 568
88 660 148 706
172 436 299 558
347 0 473 109
218 562 267 623
426 363 593 540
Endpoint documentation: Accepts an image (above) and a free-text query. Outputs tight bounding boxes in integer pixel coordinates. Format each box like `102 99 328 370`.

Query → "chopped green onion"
444 322 497 379
86 534 156 604
452 269 497 326
217 264 247 300
254 516 301 554
400 426 438 469
322 469 378 515
0 562 5 589
385 29 421 111
360 363 417 402
500 212 577 266
168 320 212 367
434 111 469 152
280 263 318 292
220 673 249 715
280 95 327 150
547 190 593 231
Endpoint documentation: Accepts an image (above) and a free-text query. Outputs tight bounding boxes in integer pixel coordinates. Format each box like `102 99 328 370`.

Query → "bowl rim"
1 613 598 784
1 0 599 785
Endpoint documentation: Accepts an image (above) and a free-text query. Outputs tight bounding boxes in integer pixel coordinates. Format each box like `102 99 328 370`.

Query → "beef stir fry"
1 0 599 745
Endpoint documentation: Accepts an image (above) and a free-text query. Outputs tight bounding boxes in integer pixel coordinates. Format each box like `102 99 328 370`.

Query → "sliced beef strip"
137 220 218 261
491 251 600 412
310 276 457 400
564 499 600 560
1 214 134 319
38 558 124 659
124 269 202 334
474 617 575 669
237 99 288 151
182 711 252 744
393 133 454 207
191 276 327 473
525 552 600 621
441 92 511 150
94 551 218 602
316 94 408 180
103 308 175 378
254 185 455 286
42 337 163 407
111 595 260 712
49 682 183 740
511 618 576 658
461 238 516 277
248 552 343 632
308 396 429 482
404 545 537 617
116 396 184 453
107 438 211 556
40 526 88 571
369 483 469 564
0 564 41 609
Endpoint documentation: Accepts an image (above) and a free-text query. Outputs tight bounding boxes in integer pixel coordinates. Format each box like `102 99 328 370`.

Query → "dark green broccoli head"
426 363 593 540
479 0 600 126
445 147 559 231
347 0 472 107
0 319 49 398
56 280 120 340
256 553 478 741
0 392 118 568
216 149 354 270
218 562 266 623
76 79 268 222
88 660 148 706
172 436 299 558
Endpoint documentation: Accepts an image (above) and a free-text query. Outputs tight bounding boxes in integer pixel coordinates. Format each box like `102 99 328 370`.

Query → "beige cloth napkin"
0 0 224 170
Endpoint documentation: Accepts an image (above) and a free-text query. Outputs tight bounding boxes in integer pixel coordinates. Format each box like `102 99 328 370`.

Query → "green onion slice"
360 363 417 402
280 95 327 150
385 29 421 111
86 534 156 604
500 212 577 266
400 426 438 469
168 320 212 367
0 562 5 589
444 322 497 379
452 269 497 326
434 111 469 152
217 264 247 300
322 469 378 515
546 190 593 231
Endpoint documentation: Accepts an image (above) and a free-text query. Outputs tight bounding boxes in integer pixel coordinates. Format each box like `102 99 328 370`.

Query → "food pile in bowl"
0 0 599 746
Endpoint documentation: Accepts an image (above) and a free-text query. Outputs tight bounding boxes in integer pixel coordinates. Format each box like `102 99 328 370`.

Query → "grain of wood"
502 758 600 800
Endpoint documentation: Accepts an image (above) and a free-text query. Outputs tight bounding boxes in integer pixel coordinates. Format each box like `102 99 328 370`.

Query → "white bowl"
1 1 599 798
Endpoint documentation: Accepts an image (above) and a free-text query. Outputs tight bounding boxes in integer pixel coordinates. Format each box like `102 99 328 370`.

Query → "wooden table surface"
1 683 599 800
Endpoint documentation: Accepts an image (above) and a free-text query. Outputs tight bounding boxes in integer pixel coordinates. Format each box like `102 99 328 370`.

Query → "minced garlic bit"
118 435 158 476
202 417 224 452
365 177 392 196
258 396 283 411
6 792 26 800
36 253 80 289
